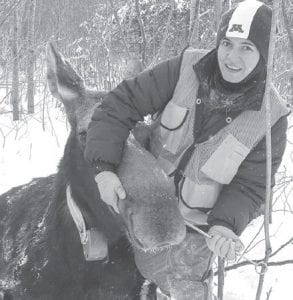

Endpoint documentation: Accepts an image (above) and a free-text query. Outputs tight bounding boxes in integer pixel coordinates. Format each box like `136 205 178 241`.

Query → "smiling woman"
84 0 289 299
217 37 260 83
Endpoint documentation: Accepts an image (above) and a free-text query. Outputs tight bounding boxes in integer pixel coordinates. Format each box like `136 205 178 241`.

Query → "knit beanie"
216 0 272 62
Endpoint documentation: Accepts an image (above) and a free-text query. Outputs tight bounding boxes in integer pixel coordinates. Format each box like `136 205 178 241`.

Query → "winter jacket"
149 48 289 229
85 48 289 235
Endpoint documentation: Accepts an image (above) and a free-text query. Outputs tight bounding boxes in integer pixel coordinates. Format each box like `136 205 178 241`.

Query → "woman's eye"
243 46 253 52
222 40 230 47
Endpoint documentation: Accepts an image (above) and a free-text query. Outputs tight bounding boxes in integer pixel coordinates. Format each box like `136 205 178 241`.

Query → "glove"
94 171 126 214
206 225 244 261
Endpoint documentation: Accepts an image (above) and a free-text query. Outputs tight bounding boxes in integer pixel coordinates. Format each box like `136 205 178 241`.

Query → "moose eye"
78 131 87 142
79 131 87 137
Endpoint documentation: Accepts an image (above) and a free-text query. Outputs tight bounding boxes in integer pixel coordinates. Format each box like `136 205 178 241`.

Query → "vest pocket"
180 176 221 209
178 176 222 225
201 134 250 184
160 101 189 154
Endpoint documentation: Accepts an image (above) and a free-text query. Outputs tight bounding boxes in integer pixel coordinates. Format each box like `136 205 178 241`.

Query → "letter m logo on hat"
229 24 244 33
226 0 263 39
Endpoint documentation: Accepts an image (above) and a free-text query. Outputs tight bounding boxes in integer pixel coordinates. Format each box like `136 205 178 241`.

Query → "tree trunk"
188 0 196 42
134 0 146 67
215 0 223 31
105 0 112 90
149 0 175 66
11 7 20 121
26 0 36 114
227 0 232 10
217 257 225 300
108 0 131 58
188 0 200 46
281 0 293 106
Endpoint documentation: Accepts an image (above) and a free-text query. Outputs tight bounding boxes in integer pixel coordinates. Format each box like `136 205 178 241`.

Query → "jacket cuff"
92 160 116 175
207 217 236 234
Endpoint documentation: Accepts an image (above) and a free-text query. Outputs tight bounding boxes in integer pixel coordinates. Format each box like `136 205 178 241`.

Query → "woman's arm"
85 55 182 167
207 115 288 235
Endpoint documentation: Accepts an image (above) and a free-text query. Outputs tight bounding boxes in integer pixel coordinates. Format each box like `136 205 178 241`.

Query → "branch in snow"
215 236 293 274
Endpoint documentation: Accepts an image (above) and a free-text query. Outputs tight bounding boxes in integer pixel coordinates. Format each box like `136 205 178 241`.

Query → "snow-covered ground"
0 95 69 194
0 89 292 299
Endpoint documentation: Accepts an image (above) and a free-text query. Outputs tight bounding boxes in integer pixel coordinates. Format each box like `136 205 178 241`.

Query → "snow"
0 89 292 299
0 94 69 194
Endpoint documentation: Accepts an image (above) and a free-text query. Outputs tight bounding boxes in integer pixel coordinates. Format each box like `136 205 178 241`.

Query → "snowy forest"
0 0 293 299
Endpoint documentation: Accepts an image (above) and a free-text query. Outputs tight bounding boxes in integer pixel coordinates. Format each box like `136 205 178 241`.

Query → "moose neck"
56 130 124 242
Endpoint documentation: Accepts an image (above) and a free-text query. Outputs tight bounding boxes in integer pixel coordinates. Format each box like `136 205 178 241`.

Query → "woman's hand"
94 171 126 213
206 225 244 261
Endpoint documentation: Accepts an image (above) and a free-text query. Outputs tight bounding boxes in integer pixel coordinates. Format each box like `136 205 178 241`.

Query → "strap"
66 185 108 261
173 95 203 194
66 185 88 244
173 143 196 196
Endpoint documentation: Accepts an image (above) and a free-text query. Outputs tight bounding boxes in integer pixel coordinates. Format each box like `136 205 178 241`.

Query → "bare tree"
108 0 131 59
281 0 293 105
217 257 225 300
0 0 22 29
255 1 279 298
188 0 200 46
149 0 175 67
11 6 20 121
215 0 223 30
134 0 146 67
26 0 36 114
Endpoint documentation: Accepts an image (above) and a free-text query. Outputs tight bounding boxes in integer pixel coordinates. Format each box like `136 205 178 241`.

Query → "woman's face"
217 37 260 83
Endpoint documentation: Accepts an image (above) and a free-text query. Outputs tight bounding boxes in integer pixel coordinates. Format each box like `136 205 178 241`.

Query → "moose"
0 44 186 300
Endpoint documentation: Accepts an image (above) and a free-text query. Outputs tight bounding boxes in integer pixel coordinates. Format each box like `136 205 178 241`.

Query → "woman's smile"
224 63 242 72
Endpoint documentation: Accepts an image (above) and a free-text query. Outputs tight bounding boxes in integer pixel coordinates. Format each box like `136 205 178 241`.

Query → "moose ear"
46 42 85 104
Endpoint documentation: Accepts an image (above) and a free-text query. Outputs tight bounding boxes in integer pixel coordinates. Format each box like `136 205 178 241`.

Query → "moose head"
46 43 186 254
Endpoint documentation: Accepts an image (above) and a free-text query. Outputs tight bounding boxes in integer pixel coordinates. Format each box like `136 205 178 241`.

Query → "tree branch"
149 0 175 67
214 236 293 274
219 259 293 273
269 237 293 258
108 0 131 58
0 0 22 28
